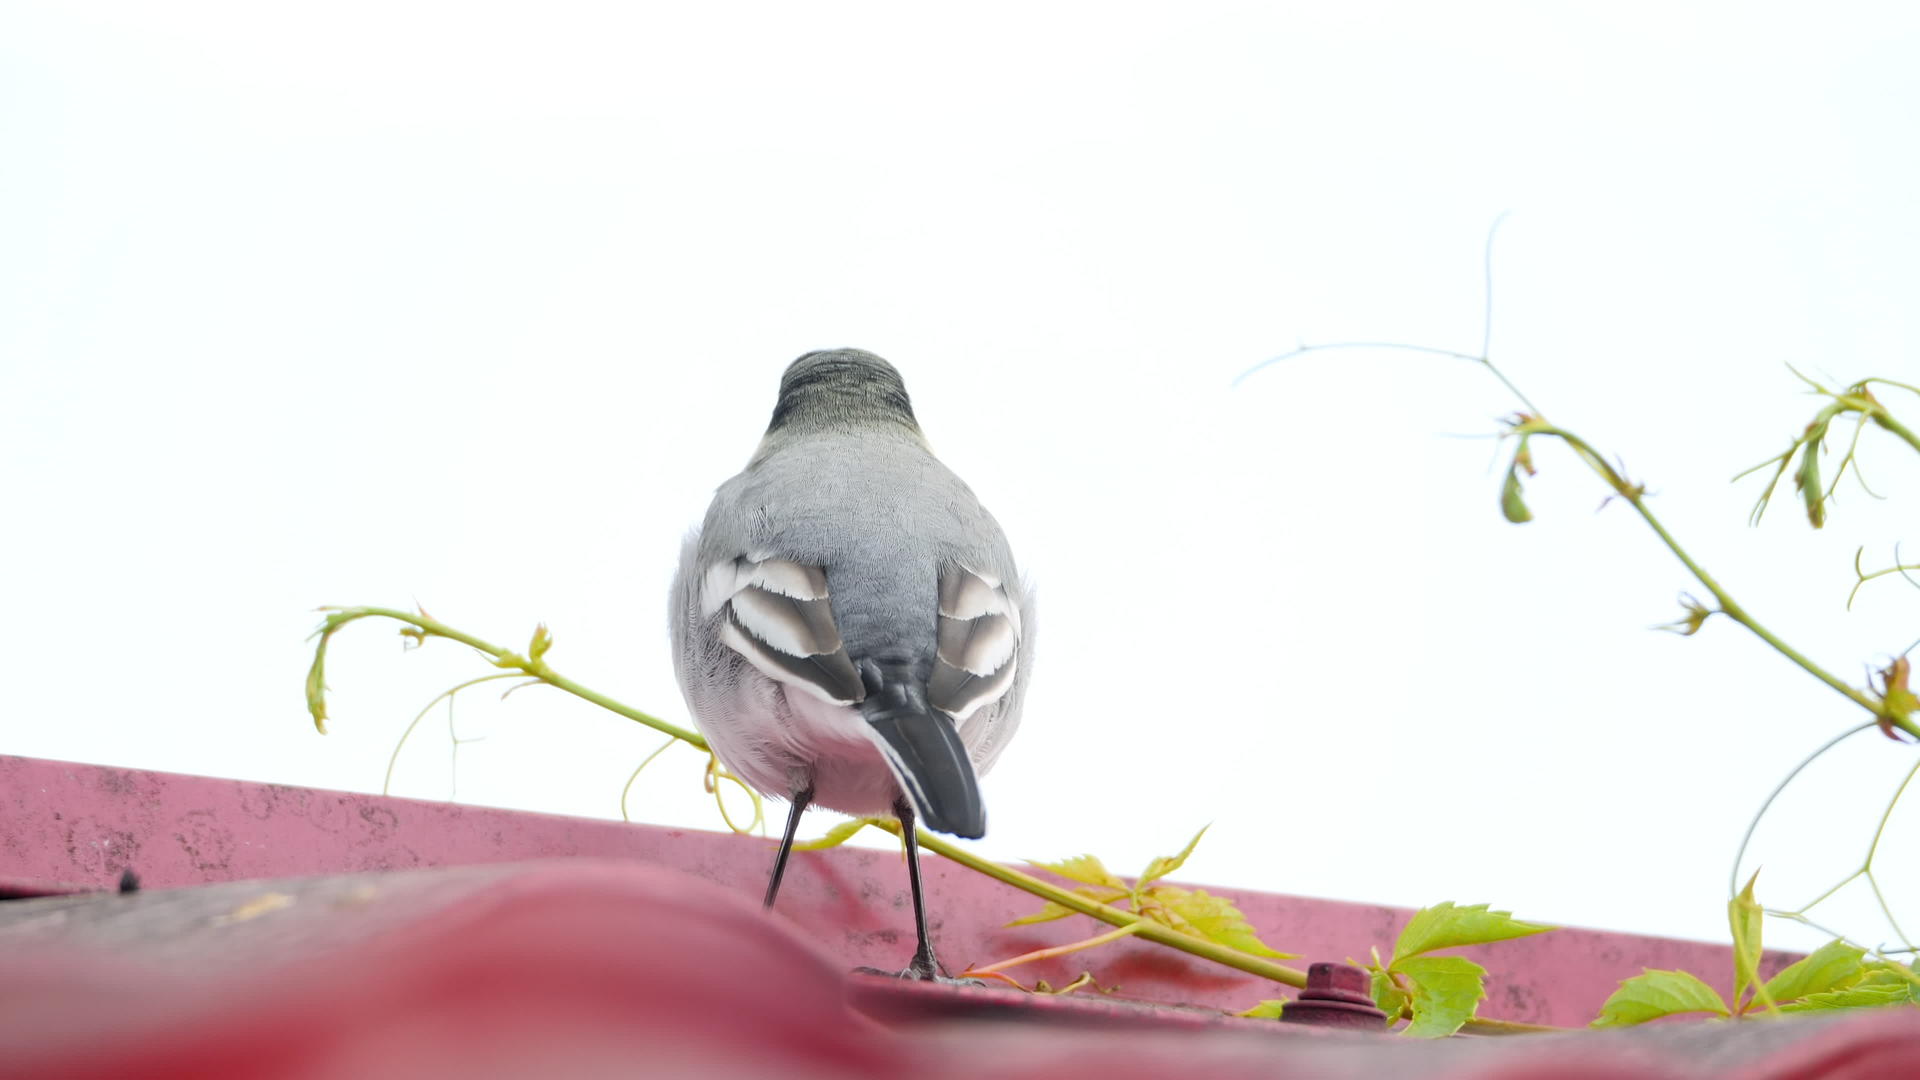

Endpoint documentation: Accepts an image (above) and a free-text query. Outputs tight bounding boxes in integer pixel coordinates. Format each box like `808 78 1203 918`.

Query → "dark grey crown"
767 349 918 433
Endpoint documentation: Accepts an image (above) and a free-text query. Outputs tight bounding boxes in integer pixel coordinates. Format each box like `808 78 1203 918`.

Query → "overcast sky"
4 2 1919 954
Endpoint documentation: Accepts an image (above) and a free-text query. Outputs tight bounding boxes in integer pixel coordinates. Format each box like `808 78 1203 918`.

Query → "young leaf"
1238 999 1288 1019
1030 854 1126 890
1779 984 1911 1012
1155 887 1298 958
1501 461 1534 523
1138 825 1209 888
305 652 331 733
1793 434 1825 529
1371 966 1409 1021
1391 902 1555 962
1394 955 1487 1038
1660 594 1714 637
1878 657 1917 738
1761 939 1865 1005
1860 960 1920 996
1591 970 1731 1028
1729 871 1767 1011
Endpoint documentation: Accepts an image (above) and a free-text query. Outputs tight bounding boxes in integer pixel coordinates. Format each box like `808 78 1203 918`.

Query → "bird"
669 348 1032 980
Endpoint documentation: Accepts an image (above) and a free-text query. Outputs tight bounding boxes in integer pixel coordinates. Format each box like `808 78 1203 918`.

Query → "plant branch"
308 605 706 748
1872 409 1920 457
310 605 1557 1034
962 922 1146 978
1234 342 1490 387
1730 722 1876 896
1850 546 1920 610
1514 421 1920 740
910 828 1309 988
620 736 680 823
383 672 521 796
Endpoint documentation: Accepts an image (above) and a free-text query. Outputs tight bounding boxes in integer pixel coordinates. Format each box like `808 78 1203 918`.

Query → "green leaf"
1138 825 1209 888
1155 887 1298 958
1394 955 1487 1038
1006 900 1080 927
1729 871 1766 1011
1501 462 1533 523
1371 966 1409 1021
1880 658 1918 730
1762 939 1865 1005
1779 984 1912 1012
1860 960 1920 997
1793 432 1826 529
1030 854 1126 890
1391 902 1555 962
1858 966 1911 985
1591 969 1731 1028
304 649 331 734
1238 999 1288 1019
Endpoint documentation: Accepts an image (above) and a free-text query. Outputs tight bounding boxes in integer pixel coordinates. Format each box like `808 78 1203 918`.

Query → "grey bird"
669 348 1032 979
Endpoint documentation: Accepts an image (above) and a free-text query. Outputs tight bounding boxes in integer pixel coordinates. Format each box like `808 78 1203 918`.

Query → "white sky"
4 2 1918 953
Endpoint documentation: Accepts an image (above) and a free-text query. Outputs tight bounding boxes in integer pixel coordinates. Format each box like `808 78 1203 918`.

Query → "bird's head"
766 349 920 435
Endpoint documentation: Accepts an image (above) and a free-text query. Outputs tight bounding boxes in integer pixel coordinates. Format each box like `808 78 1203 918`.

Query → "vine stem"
962 922 1146 977
908 828 1559 1035
620 736 680 822
1520 423 1920 740
1873 410 1920 457
1240 333 1917 742
909 828 1306 988
383 672 522 795
1731 722 1878 896
308 605 706 748
1860 756 1920 952
311 605 1559 1034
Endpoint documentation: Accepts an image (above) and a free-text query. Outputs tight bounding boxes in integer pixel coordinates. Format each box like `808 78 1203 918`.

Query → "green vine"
307 605 1549 1036
1241 219 1920 1025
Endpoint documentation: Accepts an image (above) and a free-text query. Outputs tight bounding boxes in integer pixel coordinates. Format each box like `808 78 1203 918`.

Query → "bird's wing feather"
928 564 1022 722
705 554 866 705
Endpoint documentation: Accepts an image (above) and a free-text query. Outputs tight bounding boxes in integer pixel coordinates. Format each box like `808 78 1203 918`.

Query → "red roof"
3 755 1910 1078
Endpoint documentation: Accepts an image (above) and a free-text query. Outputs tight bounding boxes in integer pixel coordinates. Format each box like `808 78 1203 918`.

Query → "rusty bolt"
1275 961 1389 1032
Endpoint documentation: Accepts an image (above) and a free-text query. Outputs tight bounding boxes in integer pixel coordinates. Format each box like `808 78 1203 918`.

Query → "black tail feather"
858 659 985 839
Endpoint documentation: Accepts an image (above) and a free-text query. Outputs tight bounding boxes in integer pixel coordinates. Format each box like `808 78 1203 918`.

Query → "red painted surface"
1 754 1799 1029
2 859 1916 1080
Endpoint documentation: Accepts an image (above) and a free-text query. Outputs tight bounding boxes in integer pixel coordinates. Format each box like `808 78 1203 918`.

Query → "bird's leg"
763 785 814 910
850 798 977 982
895 795 944 980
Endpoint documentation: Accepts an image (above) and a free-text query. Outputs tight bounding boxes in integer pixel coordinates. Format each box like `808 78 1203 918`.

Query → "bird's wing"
701 554 866 705
928 564 1022 722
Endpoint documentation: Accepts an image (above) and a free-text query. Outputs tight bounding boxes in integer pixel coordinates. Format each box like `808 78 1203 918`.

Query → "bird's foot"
853 964 987 986
854 949 984 985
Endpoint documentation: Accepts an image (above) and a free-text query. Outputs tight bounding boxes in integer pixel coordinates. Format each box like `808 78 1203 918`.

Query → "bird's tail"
858 658 985 839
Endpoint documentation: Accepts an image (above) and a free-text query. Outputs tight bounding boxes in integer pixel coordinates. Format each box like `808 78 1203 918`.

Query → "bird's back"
670 349 1032 834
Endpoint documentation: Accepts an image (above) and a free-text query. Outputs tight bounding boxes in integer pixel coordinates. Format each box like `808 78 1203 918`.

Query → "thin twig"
1732 722 1877 896
382 672 521 796
963 922 1147 977
310 605 706 747
620 736 680 823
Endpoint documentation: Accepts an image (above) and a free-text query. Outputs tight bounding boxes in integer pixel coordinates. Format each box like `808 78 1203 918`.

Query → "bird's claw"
853 960 985 986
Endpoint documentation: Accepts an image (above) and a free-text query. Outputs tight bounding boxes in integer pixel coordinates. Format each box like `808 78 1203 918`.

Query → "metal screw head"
1277 961 1389 1031
1304 961 1373 1001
